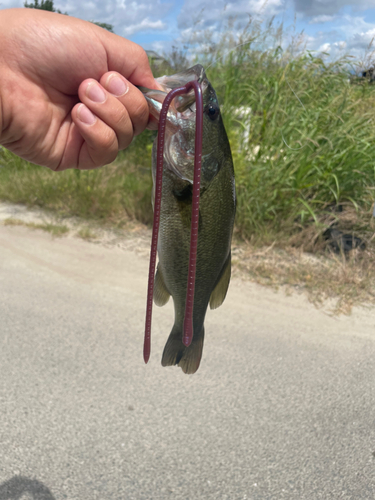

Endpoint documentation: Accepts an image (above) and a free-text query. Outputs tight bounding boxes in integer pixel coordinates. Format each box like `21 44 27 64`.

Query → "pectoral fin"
209 252 232 310
153 266 171 306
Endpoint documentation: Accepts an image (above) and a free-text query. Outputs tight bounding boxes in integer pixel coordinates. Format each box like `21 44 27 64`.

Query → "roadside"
2 201 375 500
0 201 151 258
2 201 375 314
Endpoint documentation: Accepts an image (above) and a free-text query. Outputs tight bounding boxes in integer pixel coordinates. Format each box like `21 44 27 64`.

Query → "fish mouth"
139 65 209 183
138 64 208 128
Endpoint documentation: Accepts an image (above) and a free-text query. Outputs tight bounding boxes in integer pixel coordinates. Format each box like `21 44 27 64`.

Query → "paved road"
1 224 375 500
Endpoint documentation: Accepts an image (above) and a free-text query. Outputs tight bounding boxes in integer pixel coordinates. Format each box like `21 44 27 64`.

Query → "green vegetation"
91 22 114 33
1 20 375 251
24 0 69 15
77 227 98 240
24 0 65 13
195 22 375 248
0 139 154 226
3 218 69 237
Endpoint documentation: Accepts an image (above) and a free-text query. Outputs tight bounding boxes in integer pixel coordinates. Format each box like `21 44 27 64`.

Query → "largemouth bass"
141 64 236 374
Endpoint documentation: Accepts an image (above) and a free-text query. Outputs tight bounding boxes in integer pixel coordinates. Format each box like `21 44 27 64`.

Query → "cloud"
325 14 375 61
68 0 172 36
318 42 331 53
300 12 375 65
177 0 285 30
5 0 375 65
347 27 375 50
309 15 337 24
335 40 347 49
0 0 23 5
122 18 167 36
1 0 173 38
339 13 375 36
0 0 19 5
293 0 375 17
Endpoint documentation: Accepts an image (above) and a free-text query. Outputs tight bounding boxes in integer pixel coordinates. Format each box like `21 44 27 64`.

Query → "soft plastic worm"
144 80 203 364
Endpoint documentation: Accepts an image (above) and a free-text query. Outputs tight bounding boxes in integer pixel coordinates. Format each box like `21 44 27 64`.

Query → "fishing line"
143 81 203 364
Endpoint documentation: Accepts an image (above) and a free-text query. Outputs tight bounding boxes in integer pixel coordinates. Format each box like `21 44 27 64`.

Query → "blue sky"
2 0 375 66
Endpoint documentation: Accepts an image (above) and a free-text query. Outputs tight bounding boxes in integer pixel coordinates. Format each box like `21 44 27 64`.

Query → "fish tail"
161 324 205 374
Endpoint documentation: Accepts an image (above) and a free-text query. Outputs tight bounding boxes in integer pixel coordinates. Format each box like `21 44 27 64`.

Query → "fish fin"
161 325 205 374
153 266 170 307
209 252 231 310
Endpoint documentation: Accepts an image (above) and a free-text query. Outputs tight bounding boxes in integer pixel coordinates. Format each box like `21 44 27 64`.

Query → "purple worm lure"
143 80 203 364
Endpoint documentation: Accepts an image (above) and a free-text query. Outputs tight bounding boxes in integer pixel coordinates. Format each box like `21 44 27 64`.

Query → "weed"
1 19 375 255
77 227 97 240
3 218 69 237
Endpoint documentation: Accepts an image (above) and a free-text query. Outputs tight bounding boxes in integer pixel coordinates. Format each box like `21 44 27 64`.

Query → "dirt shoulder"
1 202 374 314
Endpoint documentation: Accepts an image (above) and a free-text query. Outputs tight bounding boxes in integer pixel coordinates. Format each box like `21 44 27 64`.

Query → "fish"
140 64 236 374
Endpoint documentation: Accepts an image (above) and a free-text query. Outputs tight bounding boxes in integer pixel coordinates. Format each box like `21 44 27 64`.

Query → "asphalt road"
1 224 375 500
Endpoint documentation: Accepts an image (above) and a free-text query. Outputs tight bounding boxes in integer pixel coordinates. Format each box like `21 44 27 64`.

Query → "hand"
0 8 158 170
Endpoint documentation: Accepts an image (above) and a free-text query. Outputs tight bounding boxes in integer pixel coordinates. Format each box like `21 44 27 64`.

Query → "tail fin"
161 324 205 374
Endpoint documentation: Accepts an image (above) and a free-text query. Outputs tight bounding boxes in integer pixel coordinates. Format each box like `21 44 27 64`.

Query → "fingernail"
86 82 106 103
77 104 96 125
106 75 128 97
154 79 164 91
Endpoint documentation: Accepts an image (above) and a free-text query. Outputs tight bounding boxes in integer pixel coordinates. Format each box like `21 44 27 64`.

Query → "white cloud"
338 13 375 36
293 0 375 17
318 42 331 53
4 0 375 66
151 40 169 53
309 15 336 24
299 12 375 65
334 40 347 49
0 0 173 38
0 0 22 5
122 18 167 36
177 0 285 30
346 27 375 56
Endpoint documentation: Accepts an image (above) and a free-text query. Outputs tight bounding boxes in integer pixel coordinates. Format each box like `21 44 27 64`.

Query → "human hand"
0 8 158 170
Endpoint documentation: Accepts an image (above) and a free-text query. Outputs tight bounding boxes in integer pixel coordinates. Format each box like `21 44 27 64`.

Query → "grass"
3 218 69 237
77 227 98 240
1 19 375 308
232 237 375 313
205 43 375 246
1 21 374 245
0 134 154 226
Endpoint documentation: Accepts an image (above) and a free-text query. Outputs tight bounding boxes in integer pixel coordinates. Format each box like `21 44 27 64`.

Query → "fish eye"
205 103 220 121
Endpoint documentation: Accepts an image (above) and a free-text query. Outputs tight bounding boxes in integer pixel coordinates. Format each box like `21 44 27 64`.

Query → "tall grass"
1 19 375 247
196 20 375 243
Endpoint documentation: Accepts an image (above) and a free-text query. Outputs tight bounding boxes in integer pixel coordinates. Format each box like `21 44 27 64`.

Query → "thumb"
95 28 159 90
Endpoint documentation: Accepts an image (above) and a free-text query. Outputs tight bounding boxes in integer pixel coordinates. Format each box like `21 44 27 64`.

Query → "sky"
2 0 375 67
